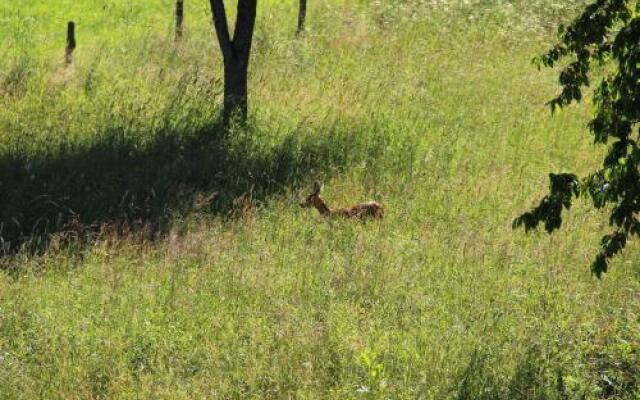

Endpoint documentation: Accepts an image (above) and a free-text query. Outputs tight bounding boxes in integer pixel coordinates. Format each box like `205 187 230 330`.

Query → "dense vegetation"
0 0 638 398
516 0 640 276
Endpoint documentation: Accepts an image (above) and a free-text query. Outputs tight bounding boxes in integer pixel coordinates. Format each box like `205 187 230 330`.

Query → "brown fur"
300 182 384 220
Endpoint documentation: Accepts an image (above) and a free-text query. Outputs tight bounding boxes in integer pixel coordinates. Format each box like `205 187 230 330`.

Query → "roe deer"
299 182 384 219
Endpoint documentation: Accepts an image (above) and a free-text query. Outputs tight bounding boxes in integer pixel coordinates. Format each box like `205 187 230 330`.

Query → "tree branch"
233 0 257 60
209 0 233 61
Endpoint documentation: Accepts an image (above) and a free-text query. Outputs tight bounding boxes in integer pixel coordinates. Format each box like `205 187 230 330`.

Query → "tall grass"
0 0 638 399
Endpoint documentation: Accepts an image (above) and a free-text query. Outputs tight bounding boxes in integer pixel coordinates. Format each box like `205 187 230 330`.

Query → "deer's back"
336 201 384 219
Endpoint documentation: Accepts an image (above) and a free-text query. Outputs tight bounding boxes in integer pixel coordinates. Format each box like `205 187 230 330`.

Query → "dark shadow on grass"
0 119 371 256
453 343 640 400
454 347 564 400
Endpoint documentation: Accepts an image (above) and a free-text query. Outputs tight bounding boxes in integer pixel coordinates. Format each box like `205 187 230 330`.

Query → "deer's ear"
313 181 322 194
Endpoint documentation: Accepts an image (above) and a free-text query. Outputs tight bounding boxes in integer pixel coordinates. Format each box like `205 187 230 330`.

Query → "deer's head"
299 181 323 208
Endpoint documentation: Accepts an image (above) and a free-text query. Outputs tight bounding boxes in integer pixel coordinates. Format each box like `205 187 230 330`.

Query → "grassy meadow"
1 0 639 398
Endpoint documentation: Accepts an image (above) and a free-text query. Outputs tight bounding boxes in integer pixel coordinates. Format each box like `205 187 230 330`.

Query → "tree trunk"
175 0 184 40
223 57 248 124
297 0 307 35
209 0 257 126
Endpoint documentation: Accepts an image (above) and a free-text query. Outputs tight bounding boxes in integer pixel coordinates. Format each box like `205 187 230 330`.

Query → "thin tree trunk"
209 0 257 126
175 0 184 40
297 0 307 35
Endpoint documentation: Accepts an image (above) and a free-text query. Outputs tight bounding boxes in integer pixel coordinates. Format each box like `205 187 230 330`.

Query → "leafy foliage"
514 0 640 276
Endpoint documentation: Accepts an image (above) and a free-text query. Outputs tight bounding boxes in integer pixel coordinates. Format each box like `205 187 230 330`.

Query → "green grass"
1 0 639 399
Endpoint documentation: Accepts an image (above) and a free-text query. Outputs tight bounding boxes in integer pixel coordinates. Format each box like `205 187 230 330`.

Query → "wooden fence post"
297 0 307 36
175 1 184 40
65 21 76 65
